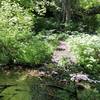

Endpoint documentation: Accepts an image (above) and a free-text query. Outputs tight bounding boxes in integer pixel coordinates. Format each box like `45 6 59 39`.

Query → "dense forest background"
0 0 100 100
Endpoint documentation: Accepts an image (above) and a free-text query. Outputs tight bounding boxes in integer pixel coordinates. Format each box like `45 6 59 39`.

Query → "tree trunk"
62 0 71 22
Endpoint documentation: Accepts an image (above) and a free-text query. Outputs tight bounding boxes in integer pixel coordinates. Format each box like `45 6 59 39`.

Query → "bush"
14 39 52 65
67 34 100 75
0 0 52 65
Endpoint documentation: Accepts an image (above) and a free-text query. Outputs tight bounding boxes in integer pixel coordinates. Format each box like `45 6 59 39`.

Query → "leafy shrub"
0 0 52 65
14 39 52 65
79 0 100 9
0 0 33 64
67 34 100 75
79 0 100 33
34 17 61 33
0 0 33 31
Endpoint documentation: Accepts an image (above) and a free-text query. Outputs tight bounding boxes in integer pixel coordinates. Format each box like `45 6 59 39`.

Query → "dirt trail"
27 41 76 77
52 41 77 64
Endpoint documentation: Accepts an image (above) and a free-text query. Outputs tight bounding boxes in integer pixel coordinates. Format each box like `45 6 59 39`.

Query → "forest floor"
0 41 100 100
0 41 76 78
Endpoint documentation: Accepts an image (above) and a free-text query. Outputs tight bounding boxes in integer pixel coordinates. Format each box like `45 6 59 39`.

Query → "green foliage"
33 0 60 16
0 86 32 100
35 17 60 32
82 15 99 34
0 0 33 31
78 0 100 34
0 70 44 100
55 82 100 100
78 88 100 100
61 21 83 35
67 34 100 75
0 0 100 100
79 0 100 9
0 0 52 65
14 0 59 16
15 39 52 65
0 0 32 64
96 15 100 34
